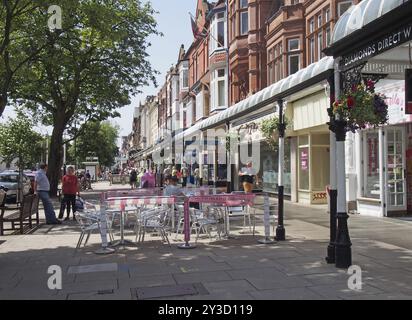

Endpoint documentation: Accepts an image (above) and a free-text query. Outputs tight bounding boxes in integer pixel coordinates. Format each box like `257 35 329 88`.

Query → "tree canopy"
0 112 43 169
10 0 160 194
68 121 119 168
0 0 50 117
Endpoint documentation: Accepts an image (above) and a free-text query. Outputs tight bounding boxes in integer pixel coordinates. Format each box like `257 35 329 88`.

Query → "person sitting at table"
163 175 184 196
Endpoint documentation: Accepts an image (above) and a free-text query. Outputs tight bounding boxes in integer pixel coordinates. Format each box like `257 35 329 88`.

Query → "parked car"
23 171 37 191
0 171 33 204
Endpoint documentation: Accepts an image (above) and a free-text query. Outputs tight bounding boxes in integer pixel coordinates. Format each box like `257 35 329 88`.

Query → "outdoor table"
104 194 177 247
179 193 256 249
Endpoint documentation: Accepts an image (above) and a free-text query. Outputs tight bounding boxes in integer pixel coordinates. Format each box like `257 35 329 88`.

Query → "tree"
14 0 160 195
0 112 43 168
68 121 119 169
0 0 50 117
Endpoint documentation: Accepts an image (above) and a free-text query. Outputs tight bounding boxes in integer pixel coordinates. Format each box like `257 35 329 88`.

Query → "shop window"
311 134 330 192
259 140 291 195
363 131 380 199
387 128 405 207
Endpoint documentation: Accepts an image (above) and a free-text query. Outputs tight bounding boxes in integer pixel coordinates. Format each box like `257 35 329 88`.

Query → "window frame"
288 54 300 76
209 11 227 55
288 38 300 52
240 11 248 35
317 32 323 60
338 1 353 17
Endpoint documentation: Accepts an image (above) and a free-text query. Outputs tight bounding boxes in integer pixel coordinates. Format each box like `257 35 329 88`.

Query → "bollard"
258 193 276 244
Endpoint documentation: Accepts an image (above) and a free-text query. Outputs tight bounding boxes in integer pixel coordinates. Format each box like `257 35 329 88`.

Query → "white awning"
174 121 203 141
331 0 407 45
199 56 334 130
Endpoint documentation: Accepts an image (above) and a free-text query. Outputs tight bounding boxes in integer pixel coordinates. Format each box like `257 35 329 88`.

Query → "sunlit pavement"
1 182 412 300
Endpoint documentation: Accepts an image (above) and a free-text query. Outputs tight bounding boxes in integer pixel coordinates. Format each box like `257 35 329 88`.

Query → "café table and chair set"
73 187 276 251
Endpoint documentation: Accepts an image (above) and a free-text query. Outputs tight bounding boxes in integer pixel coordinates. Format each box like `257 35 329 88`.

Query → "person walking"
86 170 93 189
58 166 80 221
181 163 188 187
130 169 137 189
239 161 259 193
194 167 200 187
108 171 113 186
34 164 61 225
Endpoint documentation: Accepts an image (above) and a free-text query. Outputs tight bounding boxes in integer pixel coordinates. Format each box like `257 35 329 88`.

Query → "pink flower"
366 80 375 90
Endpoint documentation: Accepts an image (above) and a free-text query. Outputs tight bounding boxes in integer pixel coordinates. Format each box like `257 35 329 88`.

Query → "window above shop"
338 1 353 18
288 38 300 51
240 0 248 9
209 11 227 55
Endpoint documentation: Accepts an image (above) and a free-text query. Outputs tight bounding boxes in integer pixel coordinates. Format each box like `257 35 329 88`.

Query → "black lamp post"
326 75 337 264
334 118 352 268
276 99 286 241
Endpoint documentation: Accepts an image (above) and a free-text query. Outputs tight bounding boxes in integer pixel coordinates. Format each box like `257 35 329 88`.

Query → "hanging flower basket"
260 116 289 150
332 80 388 132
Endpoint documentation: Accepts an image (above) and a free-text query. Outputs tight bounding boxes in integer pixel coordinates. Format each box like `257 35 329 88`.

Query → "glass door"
386 126 406 211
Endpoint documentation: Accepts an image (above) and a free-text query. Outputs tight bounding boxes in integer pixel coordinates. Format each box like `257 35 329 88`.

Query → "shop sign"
377 81 412 124
300 149 308 171
341 24 412 69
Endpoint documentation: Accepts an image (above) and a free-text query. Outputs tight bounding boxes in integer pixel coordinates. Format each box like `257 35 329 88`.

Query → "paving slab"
173 270 232 284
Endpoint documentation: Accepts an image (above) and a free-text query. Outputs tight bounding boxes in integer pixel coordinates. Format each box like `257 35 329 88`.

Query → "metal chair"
191 206 224 243
134 206 172 246
74 211 101 249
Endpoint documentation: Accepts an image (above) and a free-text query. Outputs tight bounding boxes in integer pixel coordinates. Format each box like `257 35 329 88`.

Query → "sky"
0 0 196 145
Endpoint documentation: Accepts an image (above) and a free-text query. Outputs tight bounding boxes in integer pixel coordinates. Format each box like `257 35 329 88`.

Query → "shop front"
288 90 331 204
324 0 412 217
356 80 412 217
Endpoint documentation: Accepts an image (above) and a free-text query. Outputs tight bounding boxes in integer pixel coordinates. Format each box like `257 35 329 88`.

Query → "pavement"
1 181 412 300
